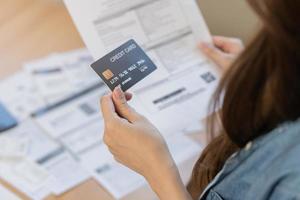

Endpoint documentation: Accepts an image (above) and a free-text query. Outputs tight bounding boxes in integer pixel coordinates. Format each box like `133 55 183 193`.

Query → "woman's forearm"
100 88 192 199
146 162 193 200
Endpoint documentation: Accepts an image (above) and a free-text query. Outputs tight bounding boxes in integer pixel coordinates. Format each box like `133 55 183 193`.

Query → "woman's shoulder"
254 118 300 158
245 119 300 199
246 164 300 200
253 118 300 172
200 120 300 200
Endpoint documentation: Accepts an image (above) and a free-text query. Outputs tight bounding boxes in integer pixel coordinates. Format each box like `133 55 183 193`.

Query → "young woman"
100 0 300 199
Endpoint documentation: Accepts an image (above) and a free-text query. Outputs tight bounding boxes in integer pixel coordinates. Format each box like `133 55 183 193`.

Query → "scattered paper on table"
0 136 28 158
0 157 53 200
39 151 90 195
0 72 46 121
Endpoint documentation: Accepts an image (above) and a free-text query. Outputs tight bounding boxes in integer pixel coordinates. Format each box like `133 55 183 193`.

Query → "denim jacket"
200 119 300 200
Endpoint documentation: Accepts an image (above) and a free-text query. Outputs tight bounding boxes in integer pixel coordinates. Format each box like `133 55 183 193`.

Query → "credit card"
91 39 157 91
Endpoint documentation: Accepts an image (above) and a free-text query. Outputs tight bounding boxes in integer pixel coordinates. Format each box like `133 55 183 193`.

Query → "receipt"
0 137 28 158
13 159 49 187
24 55 73 104
0 157 52 200
0 72 46 121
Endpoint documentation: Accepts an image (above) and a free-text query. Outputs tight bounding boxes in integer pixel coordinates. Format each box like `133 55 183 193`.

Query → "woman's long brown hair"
187 0 300 199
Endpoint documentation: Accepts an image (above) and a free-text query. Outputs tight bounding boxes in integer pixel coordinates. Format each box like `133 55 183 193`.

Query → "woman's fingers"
100 94 118 123
125 92 133 101
100 89 135 125
112 86 141 123
199 43 228 67
212 36 232 51
213 36 244 54
199 36 244 70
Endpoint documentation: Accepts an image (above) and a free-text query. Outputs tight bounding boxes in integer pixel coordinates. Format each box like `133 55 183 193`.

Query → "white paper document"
34 83 107 139
0 72 46 121
0 184 21 200
0 136 28 158
0 121 62 199
38 151 90 195
79 145 145 199
24 49 99 105
4 120 60 162
0 157 53 200
0 120 90 199
64 0 211 59
68 131 201 199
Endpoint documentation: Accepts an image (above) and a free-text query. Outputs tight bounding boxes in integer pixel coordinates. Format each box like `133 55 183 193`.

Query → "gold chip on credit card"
102 69 114 80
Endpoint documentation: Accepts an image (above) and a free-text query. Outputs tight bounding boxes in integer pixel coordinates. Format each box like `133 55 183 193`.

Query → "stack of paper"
0 49 100 199
0 120 90 199
24 49 100 105
0 49 99 122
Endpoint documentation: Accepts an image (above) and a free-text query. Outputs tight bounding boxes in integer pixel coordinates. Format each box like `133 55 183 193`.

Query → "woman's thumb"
199 43 227 68
112 86 140 122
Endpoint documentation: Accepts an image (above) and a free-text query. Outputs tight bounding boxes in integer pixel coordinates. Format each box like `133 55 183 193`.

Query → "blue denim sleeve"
247 172 300 200
268 178 300 200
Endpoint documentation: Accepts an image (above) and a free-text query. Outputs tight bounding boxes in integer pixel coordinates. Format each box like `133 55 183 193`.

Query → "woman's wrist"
145 153 192 200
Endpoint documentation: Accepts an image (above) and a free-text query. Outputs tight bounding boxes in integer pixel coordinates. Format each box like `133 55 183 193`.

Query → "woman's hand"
199 36 244 71
100 87 192 200
101 87 173 179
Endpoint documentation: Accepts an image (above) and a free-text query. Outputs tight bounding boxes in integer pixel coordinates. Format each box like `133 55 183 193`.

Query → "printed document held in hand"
63 0 219 198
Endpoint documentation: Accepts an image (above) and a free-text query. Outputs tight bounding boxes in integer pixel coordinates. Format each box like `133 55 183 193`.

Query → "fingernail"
114 85 124 100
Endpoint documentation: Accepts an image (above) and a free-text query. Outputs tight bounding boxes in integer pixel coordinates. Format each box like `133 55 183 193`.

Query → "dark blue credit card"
91 39 157 91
